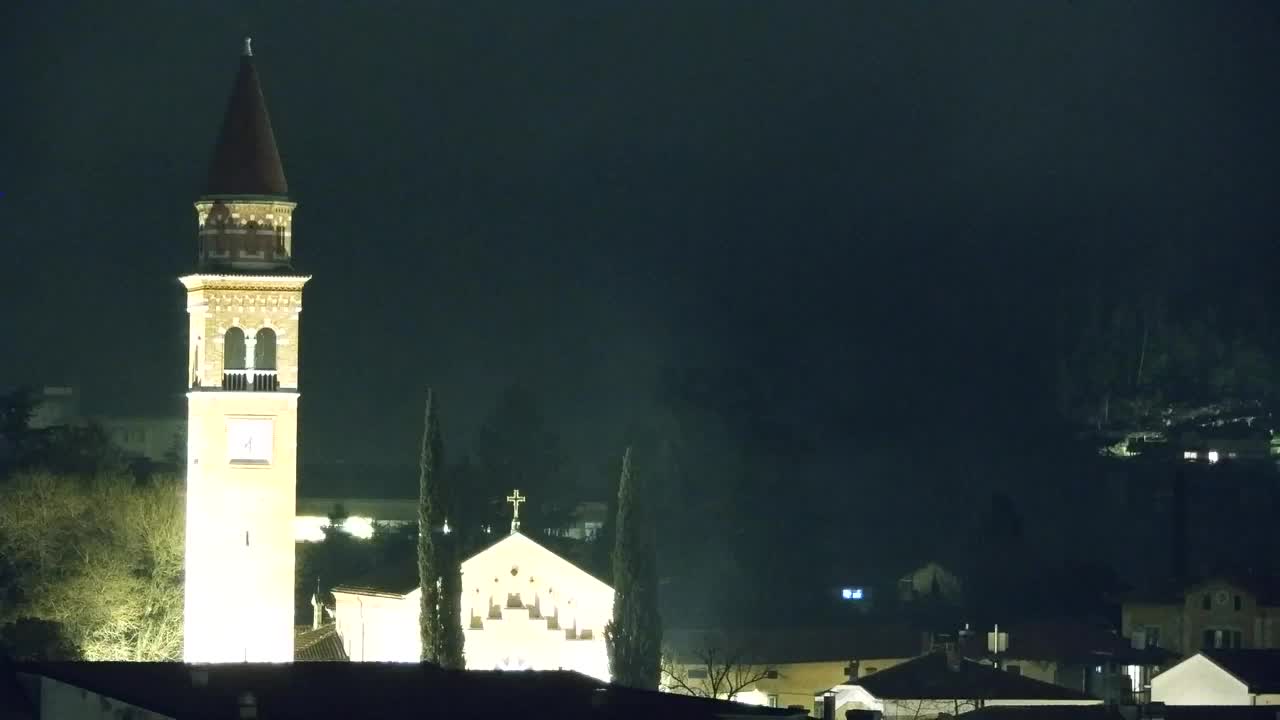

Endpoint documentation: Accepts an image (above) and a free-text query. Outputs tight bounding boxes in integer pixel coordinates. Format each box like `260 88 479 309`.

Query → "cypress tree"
437 531 466 669
417 388 442 663
604 447 662 688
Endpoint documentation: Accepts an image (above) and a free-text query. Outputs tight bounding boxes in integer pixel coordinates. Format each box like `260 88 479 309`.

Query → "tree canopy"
0 471 184 660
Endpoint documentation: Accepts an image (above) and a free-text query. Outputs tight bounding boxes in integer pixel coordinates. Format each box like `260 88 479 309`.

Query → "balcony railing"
222 369 279 392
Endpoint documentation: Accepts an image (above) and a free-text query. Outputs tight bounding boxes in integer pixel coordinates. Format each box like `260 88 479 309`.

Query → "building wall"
180 275 307 391
98 417 183 462
1123 603 1183 653
461 533 612 681
1123 582 1280 655
664 657 918 710
332 592 419 662
1151 653 1250 705
184 390 299 663
181 274 308 664
333 533 613 682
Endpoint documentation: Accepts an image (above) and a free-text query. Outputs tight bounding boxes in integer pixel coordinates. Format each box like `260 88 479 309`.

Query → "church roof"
1197 649 1280 693
293 625 348 662
334 531 613 598
204 38 288 198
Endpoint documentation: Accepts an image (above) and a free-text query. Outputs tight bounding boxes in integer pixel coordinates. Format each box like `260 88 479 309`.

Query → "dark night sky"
3 2 1279 499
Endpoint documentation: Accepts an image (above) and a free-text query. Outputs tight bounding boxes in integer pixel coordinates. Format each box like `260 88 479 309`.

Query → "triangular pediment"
463 532 613 596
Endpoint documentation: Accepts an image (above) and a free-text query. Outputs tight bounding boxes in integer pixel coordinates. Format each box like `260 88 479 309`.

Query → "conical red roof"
204 39 288 197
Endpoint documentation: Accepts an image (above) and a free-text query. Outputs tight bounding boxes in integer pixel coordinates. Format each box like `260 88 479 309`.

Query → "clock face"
227 418 273 464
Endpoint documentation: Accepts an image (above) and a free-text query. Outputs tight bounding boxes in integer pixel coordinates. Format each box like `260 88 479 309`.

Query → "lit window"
1208 450 1220 464
1183 451 1198 460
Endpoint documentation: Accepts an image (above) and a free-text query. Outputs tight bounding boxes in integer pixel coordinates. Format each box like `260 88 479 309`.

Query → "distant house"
954 621 1175 705
1122 577 1280 655
663 624 930 709
898 562 963 605
822 651 1101 719
4 662 807 720
1151 649 1280 706
95 416 184 463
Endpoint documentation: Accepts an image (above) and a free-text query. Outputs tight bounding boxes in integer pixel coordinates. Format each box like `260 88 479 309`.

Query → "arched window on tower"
223 328 247 391
254 328 277 370
224 328 246 369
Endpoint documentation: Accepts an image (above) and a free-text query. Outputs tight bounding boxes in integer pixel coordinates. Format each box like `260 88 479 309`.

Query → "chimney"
822 692 836 720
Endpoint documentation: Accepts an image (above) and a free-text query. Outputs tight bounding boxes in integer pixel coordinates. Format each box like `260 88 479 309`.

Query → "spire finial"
243 37 253 57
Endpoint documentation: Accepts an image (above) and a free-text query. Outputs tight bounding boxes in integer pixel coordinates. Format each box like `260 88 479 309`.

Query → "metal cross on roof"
506 490 526 534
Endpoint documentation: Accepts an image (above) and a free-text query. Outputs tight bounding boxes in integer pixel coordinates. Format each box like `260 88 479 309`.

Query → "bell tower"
181 38 309 663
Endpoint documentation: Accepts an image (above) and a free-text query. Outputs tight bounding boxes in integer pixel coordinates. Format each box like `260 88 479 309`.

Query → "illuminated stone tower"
181 38 309 662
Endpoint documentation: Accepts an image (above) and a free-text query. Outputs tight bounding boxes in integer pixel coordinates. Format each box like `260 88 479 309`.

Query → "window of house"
688 668 708 679
1202 594 1211 610
864 667 878 674
1234 595 1242 611
1203 628 1244 649
765 669 779 679
767 695 778 708
1145 626 1161 648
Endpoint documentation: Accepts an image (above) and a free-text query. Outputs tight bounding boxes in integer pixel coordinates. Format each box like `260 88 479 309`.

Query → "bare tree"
881 697 980 719
661 632 775 702
0 472 184 660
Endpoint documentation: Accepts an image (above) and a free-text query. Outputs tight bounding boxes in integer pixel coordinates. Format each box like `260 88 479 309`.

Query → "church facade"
333 530 614 681
182 39 308 663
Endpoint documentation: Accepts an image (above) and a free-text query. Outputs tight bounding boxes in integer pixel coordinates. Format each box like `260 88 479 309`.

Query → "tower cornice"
180 274 311 292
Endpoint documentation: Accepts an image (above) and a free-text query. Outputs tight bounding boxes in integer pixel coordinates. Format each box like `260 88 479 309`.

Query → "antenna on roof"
243 37 253 57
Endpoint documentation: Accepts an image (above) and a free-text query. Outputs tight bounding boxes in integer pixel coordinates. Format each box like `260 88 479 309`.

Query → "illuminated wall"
331 532 614 682
182 274 309 663
1151 653 1251 705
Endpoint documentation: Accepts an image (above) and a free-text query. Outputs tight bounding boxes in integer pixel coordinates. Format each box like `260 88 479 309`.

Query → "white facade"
1151 652 1280 706
333 532 614 681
